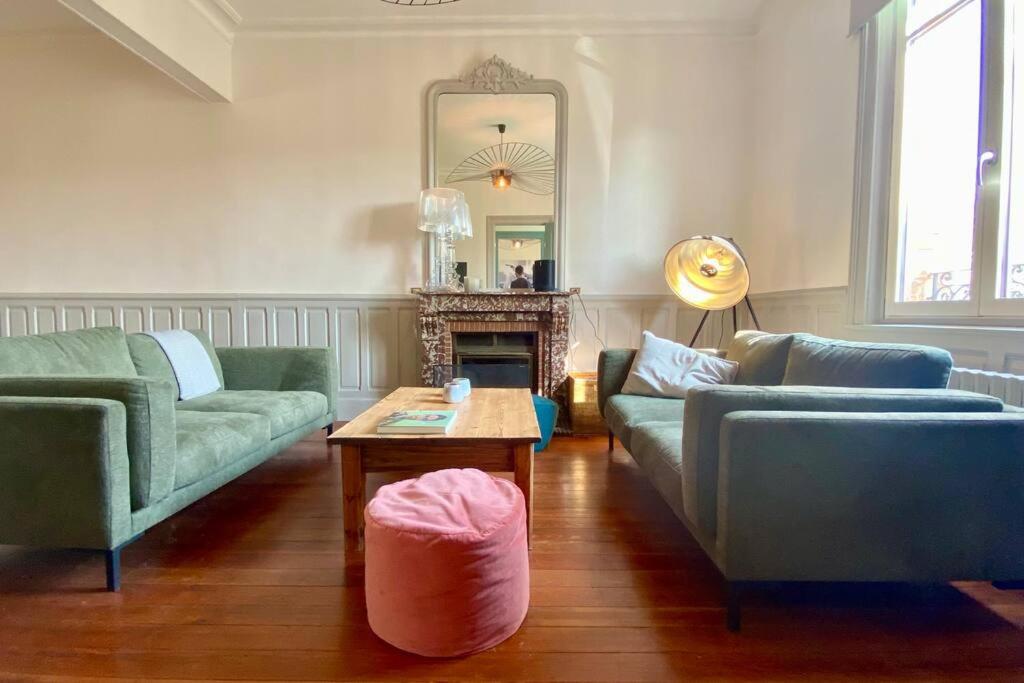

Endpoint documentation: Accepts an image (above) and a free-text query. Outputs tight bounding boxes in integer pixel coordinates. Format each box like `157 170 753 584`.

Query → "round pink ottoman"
364 468 529 657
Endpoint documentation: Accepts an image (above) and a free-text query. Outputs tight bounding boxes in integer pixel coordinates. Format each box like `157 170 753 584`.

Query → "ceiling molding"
188 0 240 43
208 0 242 25
232 14 759 39
58 0 231 102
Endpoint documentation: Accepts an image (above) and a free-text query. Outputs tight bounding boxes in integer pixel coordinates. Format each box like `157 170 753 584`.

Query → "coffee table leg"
341 445 365 555
513 443 534 550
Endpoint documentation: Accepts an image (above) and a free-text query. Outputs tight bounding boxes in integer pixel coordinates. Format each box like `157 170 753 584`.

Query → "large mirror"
427 57 567 290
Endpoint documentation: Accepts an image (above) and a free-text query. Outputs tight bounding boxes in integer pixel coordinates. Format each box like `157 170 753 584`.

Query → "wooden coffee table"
327 387 541 553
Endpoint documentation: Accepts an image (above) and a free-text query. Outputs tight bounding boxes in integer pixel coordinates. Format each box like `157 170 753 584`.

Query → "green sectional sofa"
599 331 1024 630
0 326 337 590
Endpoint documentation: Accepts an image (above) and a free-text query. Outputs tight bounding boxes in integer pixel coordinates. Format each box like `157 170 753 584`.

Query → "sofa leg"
607 430 615 451
726 582 744 632
104 533 142 592
105 548 121 592
325 422 335 437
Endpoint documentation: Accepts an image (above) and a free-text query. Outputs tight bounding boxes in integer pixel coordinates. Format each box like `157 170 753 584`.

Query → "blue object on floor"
532 394 559 452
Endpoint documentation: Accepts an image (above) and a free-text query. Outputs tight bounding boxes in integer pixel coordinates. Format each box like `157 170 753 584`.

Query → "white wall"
742 0 860 293
0 30 752 296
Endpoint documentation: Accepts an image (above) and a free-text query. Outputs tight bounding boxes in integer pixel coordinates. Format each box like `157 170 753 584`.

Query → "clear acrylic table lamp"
418 188 472 291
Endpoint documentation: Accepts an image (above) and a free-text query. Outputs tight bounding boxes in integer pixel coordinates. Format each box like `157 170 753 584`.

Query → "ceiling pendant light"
447 123 555 196
492 169 512 190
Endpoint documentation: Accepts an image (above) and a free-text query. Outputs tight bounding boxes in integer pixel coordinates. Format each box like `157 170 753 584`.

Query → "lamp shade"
418 188 465 233
663 236 750 310
452 196 473 239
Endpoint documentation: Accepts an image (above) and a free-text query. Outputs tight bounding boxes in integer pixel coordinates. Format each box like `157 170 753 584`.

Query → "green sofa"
598 331 1024 630
0 326 337 590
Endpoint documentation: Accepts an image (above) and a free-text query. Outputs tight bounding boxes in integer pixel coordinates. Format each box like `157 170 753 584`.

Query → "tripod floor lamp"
663 235 762 347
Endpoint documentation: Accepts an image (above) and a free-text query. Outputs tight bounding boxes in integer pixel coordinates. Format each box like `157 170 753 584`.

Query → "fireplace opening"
435 331 537 392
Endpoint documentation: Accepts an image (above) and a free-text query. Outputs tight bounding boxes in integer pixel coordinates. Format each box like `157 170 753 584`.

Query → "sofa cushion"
782 334 953 389
630 421 686 523
177 390 328 438
0 327 138 377
726 331 794 386
174 410 271 489
127 331 225 400
605 394 684 450
622 331 738 399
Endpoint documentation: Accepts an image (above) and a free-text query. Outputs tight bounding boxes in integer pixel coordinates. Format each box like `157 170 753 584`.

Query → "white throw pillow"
621 331 738 399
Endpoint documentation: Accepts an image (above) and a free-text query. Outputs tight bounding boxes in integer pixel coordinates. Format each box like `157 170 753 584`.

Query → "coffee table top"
328 387 541 446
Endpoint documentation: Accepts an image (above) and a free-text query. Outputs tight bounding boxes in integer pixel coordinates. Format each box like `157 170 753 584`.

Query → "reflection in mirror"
435 93 557 289
488 218 554 289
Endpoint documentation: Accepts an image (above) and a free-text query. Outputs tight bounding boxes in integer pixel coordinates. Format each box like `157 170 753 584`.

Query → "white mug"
443 381 464 403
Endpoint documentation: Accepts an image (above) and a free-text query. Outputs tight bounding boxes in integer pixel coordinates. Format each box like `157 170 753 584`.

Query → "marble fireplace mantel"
413 288 579 409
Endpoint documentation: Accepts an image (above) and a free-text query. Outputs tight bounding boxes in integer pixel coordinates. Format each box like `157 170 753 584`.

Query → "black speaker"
532 259 556 292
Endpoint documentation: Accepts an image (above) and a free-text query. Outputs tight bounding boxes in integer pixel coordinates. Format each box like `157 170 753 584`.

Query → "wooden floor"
2 434 1024 681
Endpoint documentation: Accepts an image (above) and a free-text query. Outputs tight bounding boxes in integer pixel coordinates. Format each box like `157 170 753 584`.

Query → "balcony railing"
908 265 1024 301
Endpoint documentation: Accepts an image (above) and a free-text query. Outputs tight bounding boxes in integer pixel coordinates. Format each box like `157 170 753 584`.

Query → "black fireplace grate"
432 363 532 390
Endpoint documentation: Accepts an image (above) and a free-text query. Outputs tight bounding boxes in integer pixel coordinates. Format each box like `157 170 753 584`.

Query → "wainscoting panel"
3 288 1023 415
336 307 362 392
0 295 417 419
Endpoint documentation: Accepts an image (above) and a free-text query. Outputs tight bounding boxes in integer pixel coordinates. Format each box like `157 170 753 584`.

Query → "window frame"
883 0 1013 321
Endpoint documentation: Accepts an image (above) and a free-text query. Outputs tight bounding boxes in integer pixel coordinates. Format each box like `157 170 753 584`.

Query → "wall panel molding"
3 288 1022 416
0 293 417 419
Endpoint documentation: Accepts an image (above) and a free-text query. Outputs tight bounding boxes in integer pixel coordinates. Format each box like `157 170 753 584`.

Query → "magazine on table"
376 410 457 435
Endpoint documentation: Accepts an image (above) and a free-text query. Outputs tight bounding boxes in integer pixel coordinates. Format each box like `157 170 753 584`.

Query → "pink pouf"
364 468 530 657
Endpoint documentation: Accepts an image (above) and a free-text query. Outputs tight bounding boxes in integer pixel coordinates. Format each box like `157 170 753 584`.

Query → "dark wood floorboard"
2 433 1024 681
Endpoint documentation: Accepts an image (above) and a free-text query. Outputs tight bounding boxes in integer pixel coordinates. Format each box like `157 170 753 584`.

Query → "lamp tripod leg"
689 310 710 347
744 296 762 331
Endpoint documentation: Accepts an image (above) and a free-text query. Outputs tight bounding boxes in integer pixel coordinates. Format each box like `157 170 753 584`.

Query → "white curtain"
850 0 893 34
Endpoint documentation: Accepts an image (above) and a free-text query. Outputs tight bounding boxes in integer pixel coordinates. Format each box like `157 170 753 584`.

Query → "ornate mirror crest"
461 55 535 93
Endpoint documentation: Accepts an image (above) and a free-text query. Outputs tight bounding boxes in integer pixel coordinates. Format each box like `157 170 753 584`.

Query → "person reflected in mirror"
509 265 532 289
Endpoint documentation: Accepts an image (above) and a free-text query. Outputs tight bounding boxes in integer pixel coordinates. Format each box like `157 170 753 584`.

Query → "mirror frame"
425 55 568 290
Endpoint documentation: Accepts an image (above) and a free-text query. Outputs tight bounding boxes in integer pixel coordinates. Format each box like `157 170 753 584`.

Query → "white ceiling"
228 0 766 23
226 0 768 34
0 0 768 36
0 0 93 34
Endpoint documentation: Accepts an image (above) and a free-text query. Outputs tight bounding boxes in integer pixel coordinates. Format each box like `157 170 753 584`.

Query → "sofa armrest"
0 396 133 549
716 411 1024 582
597 349 636 417
0 375 176 509
216 347 338 419
682 385 1004 541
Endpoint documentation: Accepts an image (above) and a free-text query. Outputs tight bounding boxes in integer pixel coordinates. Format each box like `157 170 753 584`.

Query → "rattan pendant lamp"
663 235 762 346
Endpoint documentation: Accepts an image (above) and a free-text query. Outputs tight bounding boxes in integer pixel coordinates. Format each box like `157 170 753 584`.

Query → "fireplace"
413 288 578 427
453 331 536 391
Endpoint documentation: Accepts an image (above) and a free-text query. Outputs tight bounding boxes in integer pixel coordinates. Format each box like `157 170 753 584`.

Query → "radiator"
948 368 1024 408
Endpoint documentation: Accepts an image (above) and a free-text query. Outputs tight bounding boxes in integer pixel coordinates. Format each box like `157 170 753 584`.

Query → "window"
886 0 1024 320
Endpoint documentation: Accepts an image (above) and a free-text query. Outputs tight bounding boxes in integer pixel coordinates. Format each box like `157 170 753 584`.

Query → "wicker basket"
568 372 605 435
